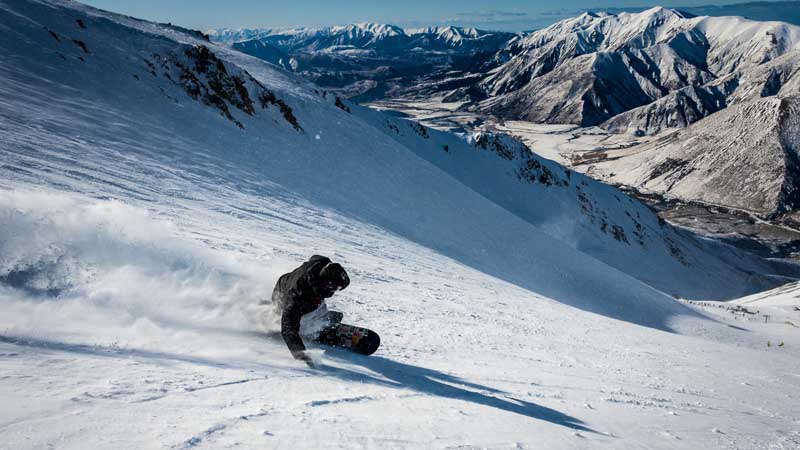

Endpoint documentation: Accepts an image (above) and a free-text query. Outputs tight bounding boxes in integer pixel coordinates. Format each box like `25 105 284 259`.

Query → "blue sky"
79 0 783 31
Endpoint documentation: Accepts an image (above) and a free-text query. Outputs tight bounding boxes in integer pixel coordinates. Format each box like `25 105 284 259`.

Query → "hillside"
587 96 800 216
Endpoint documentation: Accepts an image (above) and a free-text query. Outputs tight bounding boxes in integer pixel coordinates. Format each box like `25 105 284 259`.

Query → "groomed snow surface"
0 1 799 449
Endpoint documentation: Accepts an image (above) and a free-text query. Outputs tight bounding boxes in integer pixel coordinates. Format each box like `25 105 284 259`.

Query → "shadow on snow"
320 348 597 433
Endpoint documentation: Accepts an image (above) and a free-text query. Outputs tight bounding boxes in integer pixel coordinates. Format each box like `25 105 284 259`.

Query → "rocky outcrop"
144 45 302 130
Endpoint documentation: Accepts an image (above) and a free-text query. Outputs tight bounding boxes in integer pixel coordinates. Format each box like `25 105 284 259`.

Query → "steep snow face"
471 7 800 129
2 2 800 449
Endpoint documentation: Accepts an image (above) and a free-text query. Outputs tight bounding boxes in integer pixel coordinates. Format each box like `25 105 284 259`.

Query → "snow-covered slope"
2 1 800 449
3 0 785 307
734 280 800 307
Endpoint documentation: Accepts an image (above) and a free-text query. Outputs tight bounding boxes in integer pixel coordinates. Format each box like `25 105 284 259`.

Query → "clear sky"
78 0 782 31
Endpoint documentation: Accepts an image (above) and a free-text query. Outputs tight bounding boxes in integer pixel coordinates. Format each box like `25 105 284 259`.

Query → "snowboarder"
270 255 350 365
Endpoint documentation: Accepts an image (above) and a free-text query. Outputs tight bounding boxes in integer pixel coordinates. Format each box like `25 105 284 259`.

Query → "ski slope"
1 1 799 449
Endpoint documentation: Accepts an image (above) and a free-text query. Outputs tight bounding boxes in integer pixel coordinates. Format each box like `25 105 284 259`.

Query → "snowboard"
315 323 381 355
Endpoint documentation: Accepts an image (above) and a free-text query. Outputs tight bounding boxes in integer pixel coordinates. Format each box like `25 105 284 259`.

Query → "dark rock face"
334 96 351 113
143 45 302 131
258 90 302 131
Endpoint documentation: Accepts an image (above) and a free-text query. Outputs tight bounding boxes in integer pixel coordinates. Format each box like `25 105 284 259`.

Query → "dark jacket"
273 255 349 353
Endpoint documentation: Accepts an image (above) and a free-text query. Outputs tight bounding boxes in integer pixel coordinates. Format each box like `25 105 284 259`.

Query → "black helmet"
317 262 349 294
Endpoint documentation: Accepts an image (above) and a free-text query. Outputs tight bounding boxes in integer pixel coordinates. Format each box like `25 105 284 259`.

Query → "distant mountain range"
208 24 513 52
207 24 516 100
208 3 800 108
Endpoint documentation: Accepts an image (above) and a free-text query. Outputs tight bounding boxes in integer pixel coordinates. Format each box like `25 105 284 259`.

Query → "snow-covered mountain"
2 1 800 449
604 48 800 135
455 7 800 130
495 9 800 219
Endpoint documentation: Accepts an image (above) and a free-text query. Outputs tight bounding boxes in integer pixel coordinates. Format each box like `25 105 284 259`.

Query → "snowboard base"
315 323 380 355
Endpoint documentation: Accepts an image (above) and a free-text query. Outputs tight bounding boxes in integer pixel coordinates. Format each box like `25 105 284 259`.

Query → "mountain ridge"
464 7 800 128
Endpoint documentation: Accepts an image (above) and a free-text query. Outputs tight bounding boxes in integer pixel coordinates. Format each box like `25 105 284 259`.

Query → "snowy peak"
469 6 800 128
409 25 481 37
407 25 484 42
333 22 405 37
513 6 694 62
